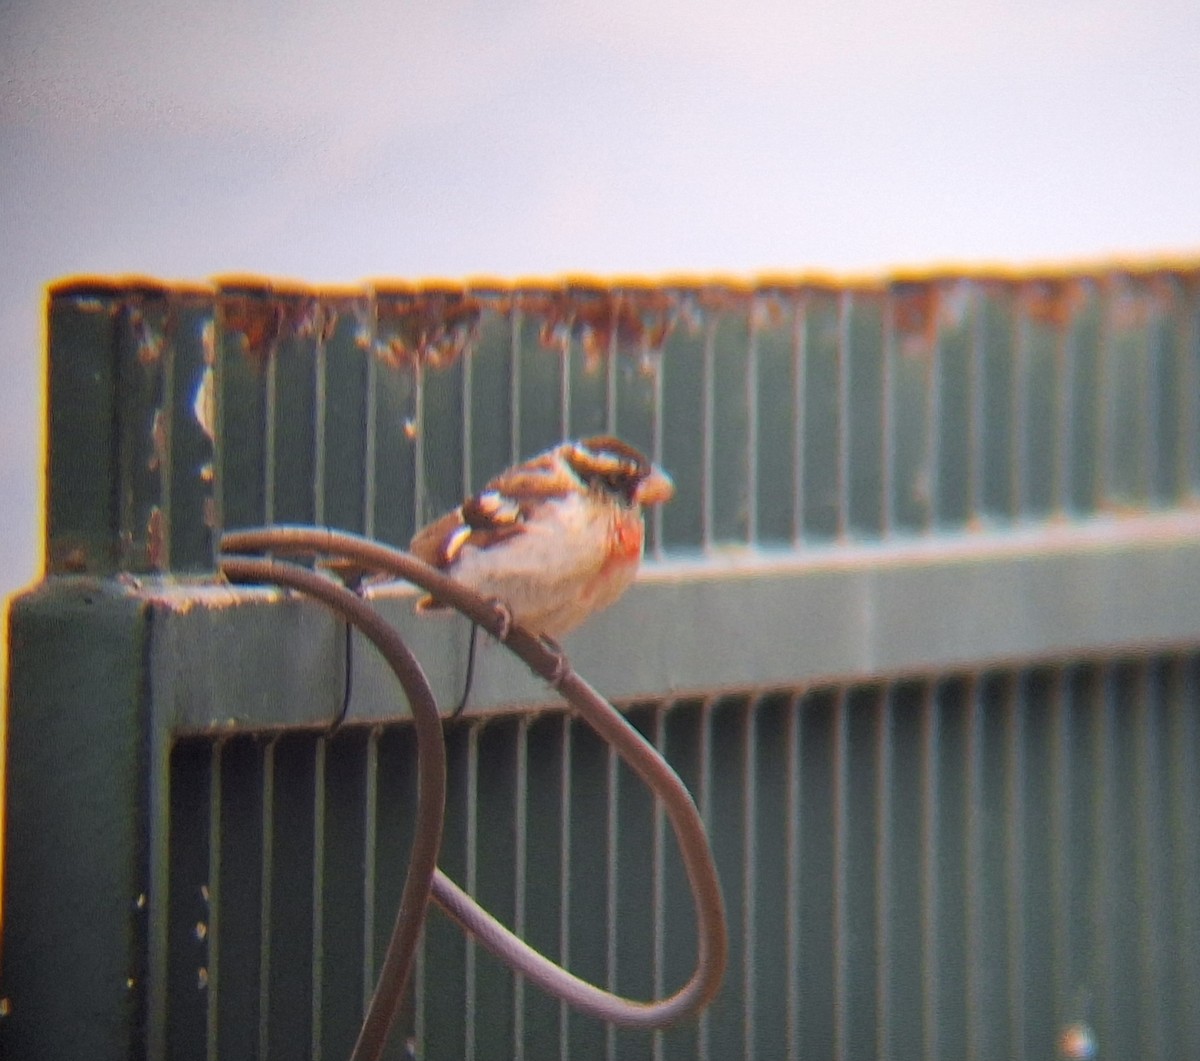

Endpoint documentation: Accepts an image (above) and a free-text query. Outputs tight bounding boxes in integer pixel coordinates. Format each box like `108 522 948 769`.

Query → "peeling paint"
1020 277 1089 328
148 408 167 473
373 285 483 369
147 507 165 570
892 281 940 356
128 304 167 365
192 366 214 443
216 280 332 366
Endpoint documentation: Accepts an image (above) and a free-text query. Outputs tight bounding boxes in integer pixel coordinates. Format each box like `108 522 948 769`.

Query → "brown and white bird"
409 436 674 638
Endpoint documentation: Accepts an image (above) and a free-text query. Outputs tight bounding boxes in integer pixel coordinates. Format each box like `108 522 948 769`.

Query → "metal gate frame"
5 266 1200 1060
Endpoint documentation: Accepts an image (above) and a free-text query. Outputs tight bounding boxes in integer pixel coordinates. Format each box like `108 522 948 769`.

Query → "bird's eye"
567 440 648 499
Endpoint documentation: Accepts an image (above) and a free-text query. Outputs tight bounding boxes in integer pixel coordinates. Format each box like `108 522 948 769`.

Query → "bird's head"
562 436 675 507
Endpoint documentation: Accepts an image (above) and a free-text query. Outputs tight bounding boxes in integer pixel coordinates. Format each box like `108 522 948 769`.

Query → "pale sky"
3 0 1200 625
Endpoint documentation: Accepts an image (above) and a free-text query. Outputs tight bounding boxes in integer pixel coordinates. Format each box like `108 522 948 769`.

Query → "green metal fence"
5 268 1200 1059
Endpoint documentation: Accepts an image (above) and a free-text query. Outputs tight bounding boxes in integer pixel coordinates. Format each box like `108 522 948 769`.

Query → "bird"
409 435 674 639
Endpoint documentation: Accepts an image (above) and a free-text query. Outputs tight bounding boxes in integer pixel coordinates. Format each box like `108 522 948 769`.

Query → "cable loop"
219 525 728 1058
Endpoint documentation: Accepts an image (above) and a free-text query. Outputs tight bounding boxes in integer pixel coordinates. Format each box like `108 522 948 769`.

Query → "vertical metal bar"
697 698 715 1061
1181 289 1200 496
1055 310 1075 516
145 712 173 1061
702 316 716 550
831 689 849 1061
1005 680 1026 1061
361 728 379 1015
1093 666 1117 1056
158 304 177 568
311 735 327 1061
313 320 328 527
1049 668 1071 1037
652 705 668 1061
927 290 943 530
969 282 987 523
206 739 224 1061
881 288 897 537
742 696 759 1061
1095 286 1113 510
650 334 666 559
1134 663 1165 1061
746 303 760 545
560 341 571 441
258 738 277 1061
1142 303 1160 503
212 305 229 539
462 340 475 497
1170 657 1200 1056
115 300 137 557
263 338 278 525
1137 296 1156 499
45 286 118 571
964 678 983 1061
412 358 426 529
605 741 620 1061
465 725 480 1061
414 918 427 1061
605 298 619 437
792 293 808 545
558 716 573 1061
362 295 379 539
510 308 523 467
875 687 894 1059
836 292 851 539
920 685 941 1061
785 691 802 1061
1012 295 1030 521
513 717 529 1061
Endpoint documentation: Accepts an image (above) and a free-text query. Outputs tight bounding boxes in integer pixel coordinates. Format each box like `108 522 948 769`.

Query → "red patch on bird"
604 517 644 570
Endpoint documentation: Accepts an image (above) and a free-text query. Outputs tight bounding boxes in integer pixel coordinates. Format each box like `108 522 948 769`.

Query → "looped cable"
220 526 728 1056
218 555 445 1061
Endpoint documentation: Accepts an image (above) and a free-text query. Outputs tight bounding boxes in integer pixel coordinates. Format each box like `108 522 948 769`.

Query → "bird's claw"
486 598 514 642
538 633 569 687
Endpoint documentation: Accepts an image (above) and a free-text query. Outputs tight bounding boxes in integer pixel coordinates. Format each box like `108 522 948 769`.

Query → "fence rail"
43 269 1200 575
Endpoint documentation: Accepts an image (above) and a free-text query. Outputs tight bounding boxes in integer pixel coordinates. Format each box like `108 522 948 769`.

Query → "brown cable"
220 526 728 1036
218 556 446 1061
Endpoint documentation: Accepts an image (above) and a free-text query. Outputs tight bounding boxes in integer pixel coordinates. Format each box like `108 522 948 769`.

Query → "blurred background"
2 0 1199 671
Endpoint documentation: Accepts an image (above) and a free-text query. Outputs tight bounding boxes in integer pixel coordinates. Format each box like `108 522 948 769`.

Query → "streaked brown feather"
483 451 577 500
408 507 467 568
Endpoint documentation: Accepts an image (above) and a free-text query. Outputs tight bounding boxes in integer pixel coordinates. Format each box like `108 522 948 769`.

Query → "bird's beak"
635 466 675 506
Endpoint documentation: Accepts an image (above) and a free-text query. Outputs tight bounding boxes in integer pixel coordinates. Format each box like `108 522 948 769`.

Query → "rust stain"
521 282 677 369
148 408 167 472
513 281 761 361
372 284 483 370
127 302 169 366
654 281 755 337
891 282 940 354
215 279 329 368
61 546 89 573
751 289 795 331
43 261 1200 383
692 281 756 315
1142 270 1189 307
218 287 285 367
1018 277 1088 327
146 507 166 570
